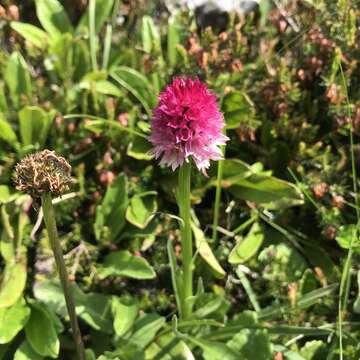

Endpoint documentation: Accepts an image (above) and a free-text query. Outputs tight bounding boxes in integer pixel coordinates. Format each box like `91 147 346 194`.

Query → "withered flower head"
14 150 72 198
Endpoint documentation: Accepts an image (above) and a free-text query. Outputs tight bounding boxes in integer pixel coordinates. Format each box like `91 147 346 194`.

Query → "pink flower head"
149 77 228 174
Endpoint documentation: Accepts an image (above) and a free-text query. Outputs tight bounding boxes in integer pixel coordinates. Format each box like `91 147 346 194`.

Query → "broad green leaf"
4 52 32 108
145 332 195 360
0 187 11 204
112 296 138 337
223 91 260 130
0 259 27 308
194 293 229 319
76 0 114 35
335 224 359 249
185 337 239 360
98 250 156 280
127 136 153 161
95 174 128 242
0 117 18 148
227 328 272 360
0 298 30 344
300 340 327 359
73 39 91 81
35 0 73 39
130 313 166 350
126 192 157 229
14 341 43 360
220 159 303 209
111 67 157 117
18 106 55 147
228 222 264 264
79 80 122 97
34 281 113 333
191 222 226 278
10 22 48 48
141 16 161 54
167 15 181 68
25 302 59 358
47 33 74 80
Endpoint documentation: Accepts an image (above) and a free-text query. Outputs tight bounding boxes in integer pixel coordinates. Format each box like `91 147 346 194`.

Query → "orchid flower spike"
149 77 228 174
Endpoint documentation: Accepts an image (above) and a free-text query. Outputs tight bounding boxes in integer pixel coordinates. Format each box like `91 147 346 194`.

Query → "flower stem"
41 194 86 360
178 162 193 319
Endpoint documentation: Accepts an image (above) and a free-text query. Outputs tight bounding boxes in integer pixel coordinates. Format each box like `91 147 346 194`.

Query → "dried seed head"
14 150 72 198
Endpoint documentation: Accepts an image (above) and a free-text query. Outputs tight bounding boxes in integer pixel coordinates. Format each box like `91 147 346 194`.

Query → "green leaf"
0 84 8 114
35 0 73 39
4 52 32 109
141 16 161 54
98 250 156 280
0 187 11 204
145 332 195 360
300 340 327 360
10 22 48 48
228 222 264 264
14 341 43 360
18 106 55 147
220 159 303 209
130 313 166 350
167 15 181 68
112 296 138 337
335 224 359 249
111 67 157 117
0 117 18 148
194 293 229 319
25 302 59 358
126 192 157 229
0 298 30 344
191 221 226 278
34 281 113 333
76 0 114 35
223 91 260 130
185 337 239 360
227 328 273 360
127 136 153 161
95 174 128 242
0 259 27 308
79 80 122 97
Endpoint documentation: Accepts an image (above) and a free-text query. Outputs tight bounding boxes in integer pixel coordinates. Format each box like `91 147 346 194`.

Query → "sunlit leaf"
35 0 73 39
228 222 264 264
0 298 30 344
98 250 156 280
25 302 59 358
10 22 48 48
126 192 157 229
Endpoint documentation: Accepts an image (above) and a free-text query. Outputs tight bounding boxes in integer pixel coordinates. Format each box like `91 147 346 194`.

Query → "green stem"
212 133 226 245
41 194 86 360
178 163 193 319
